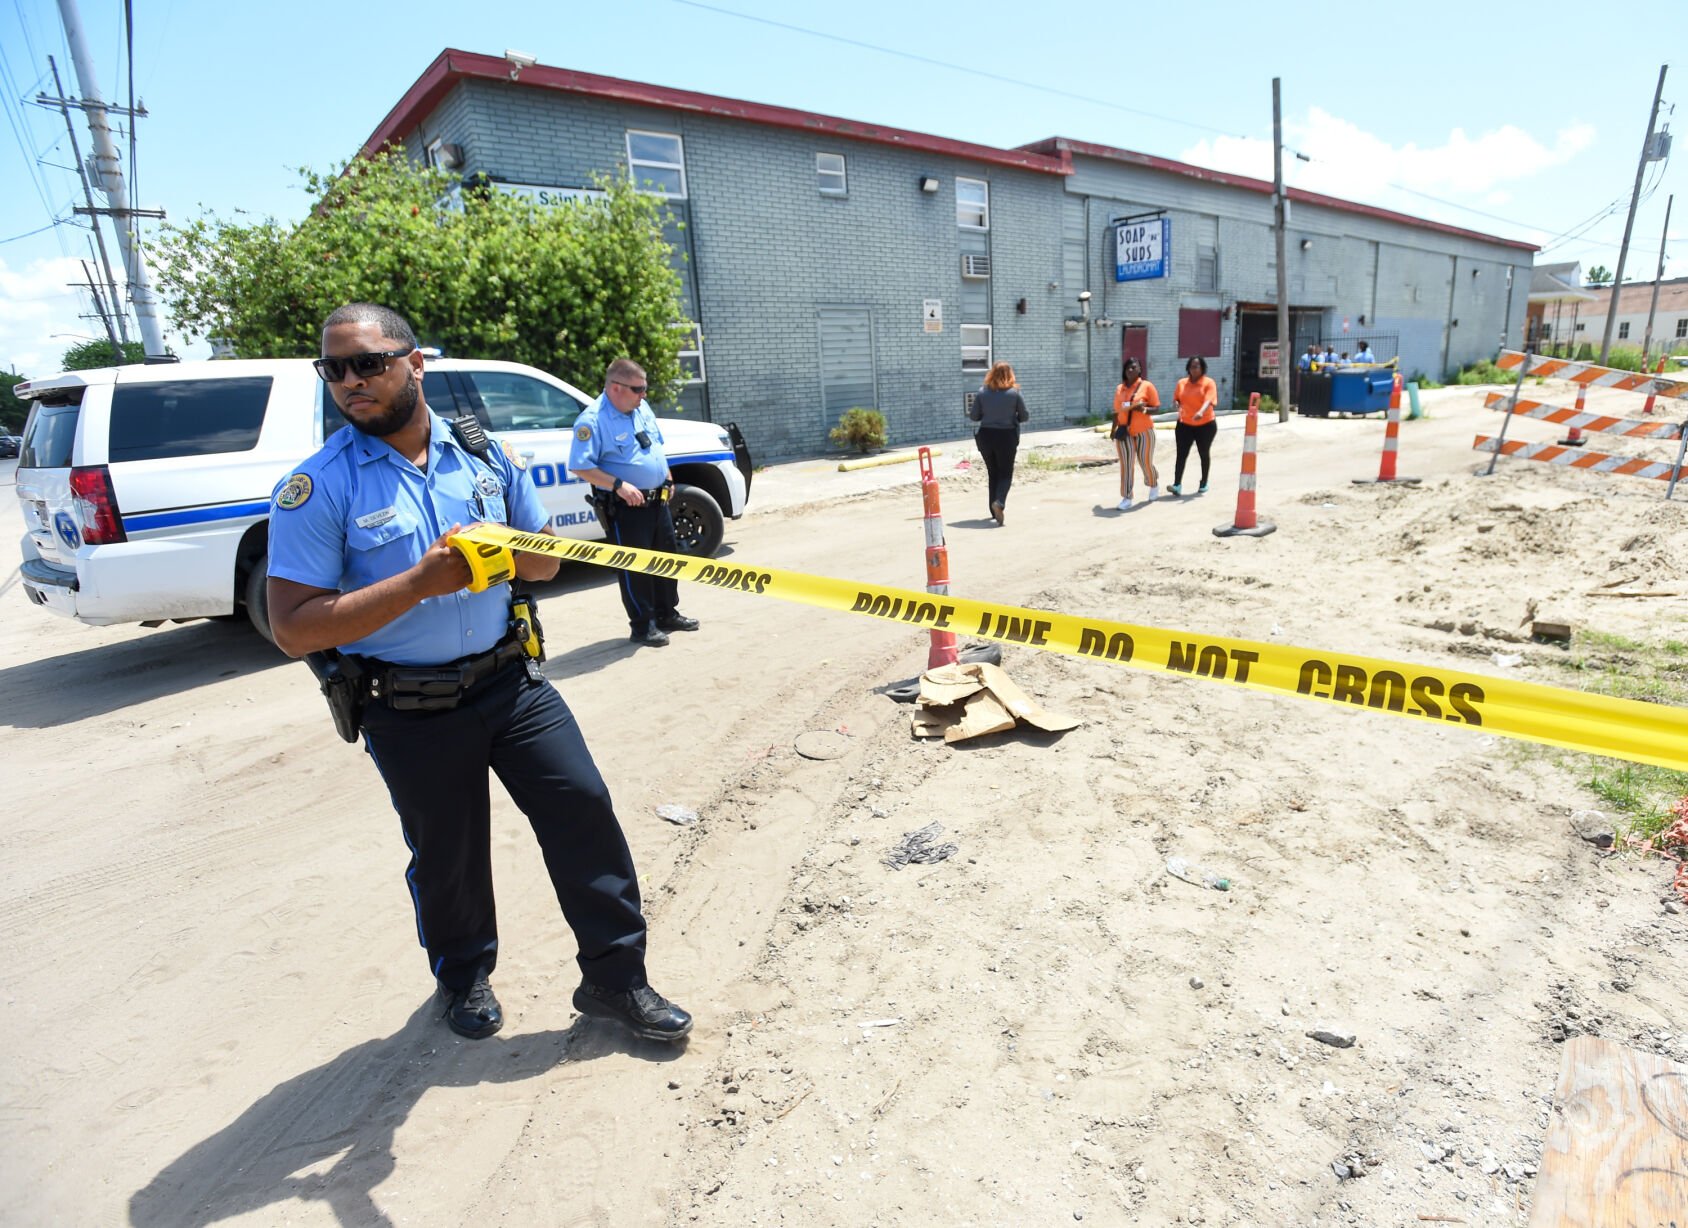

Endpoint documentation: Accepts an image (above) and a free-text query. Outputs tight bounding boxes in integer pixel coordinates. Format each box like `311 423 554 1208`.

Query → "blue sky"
1 0 1681 374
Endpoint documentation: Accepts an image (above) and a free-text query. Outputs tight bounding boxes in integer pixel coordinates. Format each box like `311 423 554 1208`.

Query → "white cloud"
1179 110 1595 240
0 255 95 376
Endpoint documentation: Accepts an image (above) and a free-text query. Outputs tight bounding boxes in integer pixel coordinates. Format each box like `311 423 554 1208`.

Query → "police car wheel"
669 483 725 557
244 552 275 644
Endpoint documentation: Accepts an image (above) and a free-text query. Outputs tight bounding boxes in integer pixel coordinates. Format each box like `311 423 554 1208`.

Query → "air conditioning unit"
961 253 992 279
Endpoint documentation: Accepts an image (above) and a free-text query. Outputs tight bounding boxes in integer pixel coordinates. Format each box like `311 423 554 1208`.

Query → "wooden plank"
1527 1036 1688 1228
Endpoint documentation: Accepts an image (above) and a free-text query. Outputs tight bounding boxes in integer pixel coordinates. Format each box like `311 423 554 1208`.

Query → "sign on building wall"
1259 342 1281 379
923 299 943 333
1115 217 1171 282
497 182 608 207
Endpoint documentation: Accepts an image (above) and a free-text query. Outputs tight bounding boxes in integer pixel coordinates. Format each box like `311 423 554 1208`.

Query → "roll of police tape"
448 525 1688 772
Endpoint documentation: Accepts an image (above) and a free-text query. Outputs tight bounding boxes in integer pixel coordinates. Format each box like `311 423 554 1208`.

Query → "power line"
0 220 63 244
663 0 1254 142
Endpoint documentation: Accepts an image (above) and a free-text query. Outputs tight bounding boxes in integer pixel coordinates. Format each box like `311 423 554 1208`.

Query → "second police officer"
567 358 702 647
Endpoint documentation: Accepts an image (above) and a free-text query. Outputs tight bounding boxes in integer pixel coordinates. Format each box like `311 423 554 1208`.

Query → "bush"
1603 345 1647 372
828 407 887 452
1408 371 1443 390
1257 394 1280 418
1453 359 1513 385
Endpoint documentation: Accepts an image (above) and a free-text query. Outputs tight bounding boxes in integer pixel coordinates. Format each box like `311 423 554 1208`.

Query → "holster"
511 589 546 663
303 649 368 743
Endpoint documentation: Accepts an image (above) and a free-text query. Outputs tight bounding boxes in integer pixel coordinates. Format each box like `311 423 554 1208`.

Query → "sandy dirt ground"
2 382 1685 1228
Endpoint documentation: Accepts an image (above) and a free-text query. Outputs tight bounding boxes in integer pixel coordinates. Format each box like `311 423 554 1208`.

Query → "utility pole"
1641 194 1673 362
55 0 168 359
1599 64 1667 365
41 55 131 350
1273 77 1290 422
79 259 123 354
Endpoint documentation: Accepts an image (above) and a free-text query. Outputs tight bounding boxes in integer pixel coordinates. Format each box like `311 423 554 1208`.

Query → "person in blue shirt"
1354 343 1376 364
266 303 691 1046
1321 345 1339 366
1297 344 1319 371
568 358 700 646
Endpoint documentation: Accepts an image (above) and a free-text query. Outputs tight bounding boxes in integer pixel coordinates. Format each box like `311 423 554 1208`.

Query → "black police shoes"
656 612 700 632
439 977 503 1039
631 623 670 646
572 980 693 1043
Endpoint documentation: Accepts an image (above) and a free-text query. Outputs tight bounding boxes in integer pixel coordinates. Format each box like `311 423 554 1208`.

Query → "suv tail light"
69 465 128 545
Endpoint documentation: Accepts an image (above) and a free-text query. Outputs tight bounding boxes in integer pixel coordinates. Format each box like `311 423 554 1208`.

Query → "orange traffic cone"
919 447 958 668
1214 393 1276 538
1353 375 1421 485
1560 385 1587 447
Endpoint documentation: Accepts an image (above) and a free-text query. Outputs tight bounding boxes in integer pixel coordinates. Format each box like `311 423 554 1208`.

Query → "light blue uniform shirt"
267 412 547 665
568 393 669 490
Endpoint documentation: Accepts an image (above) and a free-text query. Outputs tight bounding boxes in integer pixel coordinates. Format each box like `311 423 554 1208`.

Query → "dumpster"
1329 369 1394 415
1297 372 1333 417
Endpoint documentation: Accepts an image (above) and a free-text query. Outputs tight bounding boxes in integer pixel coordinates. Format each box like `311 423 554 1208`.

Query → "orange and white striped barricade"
1496 349 1688 399
1667 422 1688 501
1481 392 1683 442
1353 374 1421 486
1472 435 1688 484
1213 392 1276 538
919 447 958 669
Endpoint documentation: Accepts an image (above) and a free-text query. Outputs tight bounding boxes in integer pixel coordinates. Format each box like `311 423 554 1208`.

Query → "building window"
1618 321 1630 339
1677 318 1687 339
626 130 686 198
817 152 846 196
674 322 705 384
1197 246 1219 292
956 178 989 230
1576 323 1586 332
425 138 445 169
961 323 992 373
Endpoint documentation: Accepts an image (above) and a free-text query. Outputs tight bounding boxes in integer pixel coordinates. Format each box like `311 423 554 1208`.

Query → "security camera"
504 49 537 76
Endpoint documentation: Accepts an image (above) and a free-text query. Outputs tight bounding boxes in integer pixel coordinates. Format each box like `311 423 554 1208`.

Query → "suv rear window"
20 403 80 469
108 377 272 462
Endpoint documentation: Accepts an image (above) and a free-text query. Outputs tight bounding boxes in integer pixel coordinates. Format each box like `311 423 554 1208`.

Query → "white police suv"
13 355 752 641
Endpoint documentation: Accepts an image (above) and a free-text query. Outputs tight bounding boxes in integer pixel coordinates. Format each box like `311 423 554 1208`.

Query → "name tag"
356 507 398 529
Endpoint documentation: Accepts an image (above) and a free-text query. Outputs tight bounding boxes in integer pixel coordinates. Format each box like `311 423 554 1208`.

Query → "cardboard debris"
910 662 1082 744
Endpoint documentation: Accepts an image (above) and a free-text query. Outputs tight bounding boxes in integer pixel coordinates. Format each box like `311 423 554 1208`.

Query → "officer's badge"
476 472 502 497
575 425 591 442
500 440 529 470
275 473 313 510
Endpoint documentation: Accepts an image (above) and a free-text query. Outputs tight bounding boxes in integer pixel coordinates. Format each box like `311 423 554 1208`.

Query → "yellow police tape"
449 525 1688 772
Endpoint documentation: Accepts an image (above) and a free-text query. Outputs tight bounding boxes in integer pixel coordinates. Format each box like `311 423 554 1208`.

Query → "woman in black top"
968 361 1030 524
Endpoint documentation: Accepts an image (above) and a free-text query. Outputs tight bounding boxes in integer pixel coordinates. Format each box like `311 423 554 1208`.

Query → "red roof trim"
1020 137 1539 253
363 50 1069 176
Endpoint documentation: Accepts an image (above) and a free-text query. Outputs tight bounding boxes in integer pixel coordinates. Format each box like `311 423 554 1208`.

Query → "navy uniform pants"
597 498 682 632
361 662 647 993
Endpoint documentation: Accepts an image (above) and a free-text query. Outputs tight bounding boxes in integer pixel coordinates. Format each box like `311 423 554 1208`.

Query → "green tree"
1586 265 1613 286
60 339 149 370
153 149 687 401
1 371 28 434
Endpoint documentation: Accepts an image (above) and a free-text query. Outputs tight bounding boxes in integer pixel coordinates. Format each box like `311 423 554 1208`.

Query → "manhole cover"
794 730 850 760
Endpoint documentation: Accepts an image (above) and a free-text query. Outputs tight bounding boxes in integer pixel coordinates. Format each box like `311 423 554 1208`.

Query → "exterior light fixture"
919 176 940 193
1300 238 1312 252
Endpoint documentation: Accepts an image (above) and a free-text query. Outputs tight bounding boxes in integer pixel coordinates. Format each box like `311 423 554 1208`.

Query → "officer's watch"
611 477 624 495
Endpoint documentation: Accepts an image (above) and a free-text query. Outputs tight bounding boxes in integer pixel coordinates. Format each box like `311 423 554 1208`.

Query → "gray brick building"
366 50 1536 458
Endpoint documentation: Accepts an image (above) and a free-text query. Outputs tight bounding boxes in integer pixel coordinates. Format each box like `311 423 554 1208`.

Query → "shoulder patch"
575 424 592 442
275 473 313 510
500 439 529 470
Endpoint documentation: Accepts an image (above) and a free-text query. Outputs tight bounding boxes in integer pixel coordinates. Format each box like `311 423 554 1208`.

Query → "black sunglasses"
313 347 414 383
614 380 648 395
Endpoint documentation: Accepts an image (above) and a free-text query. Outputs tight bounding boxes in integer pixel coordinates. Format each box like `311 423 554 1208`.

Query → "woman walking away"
1112 357 1160 510
1170 356 1218 496
969 361 1029 524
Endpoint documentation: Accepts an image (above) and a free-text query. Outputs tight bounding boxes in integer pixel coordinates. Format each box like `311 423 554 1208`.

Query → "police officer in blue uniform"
567 358 700 647
266 303 691 1044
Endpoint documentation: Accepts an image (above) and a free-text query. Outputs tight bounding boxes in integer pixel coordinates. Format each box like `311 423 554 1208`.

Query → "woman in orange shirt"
1170 355 1219 496
1111 357 1160 510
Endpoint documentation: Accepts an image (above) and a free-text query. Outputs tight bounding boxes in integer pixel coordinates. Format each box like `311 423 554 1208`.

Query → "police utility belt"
305 594 547 743
591 478 671 515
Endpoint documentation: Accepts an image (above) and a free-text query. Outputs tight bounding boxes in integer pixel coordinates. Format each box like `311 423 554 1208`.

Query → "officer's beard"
356 367 421 438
